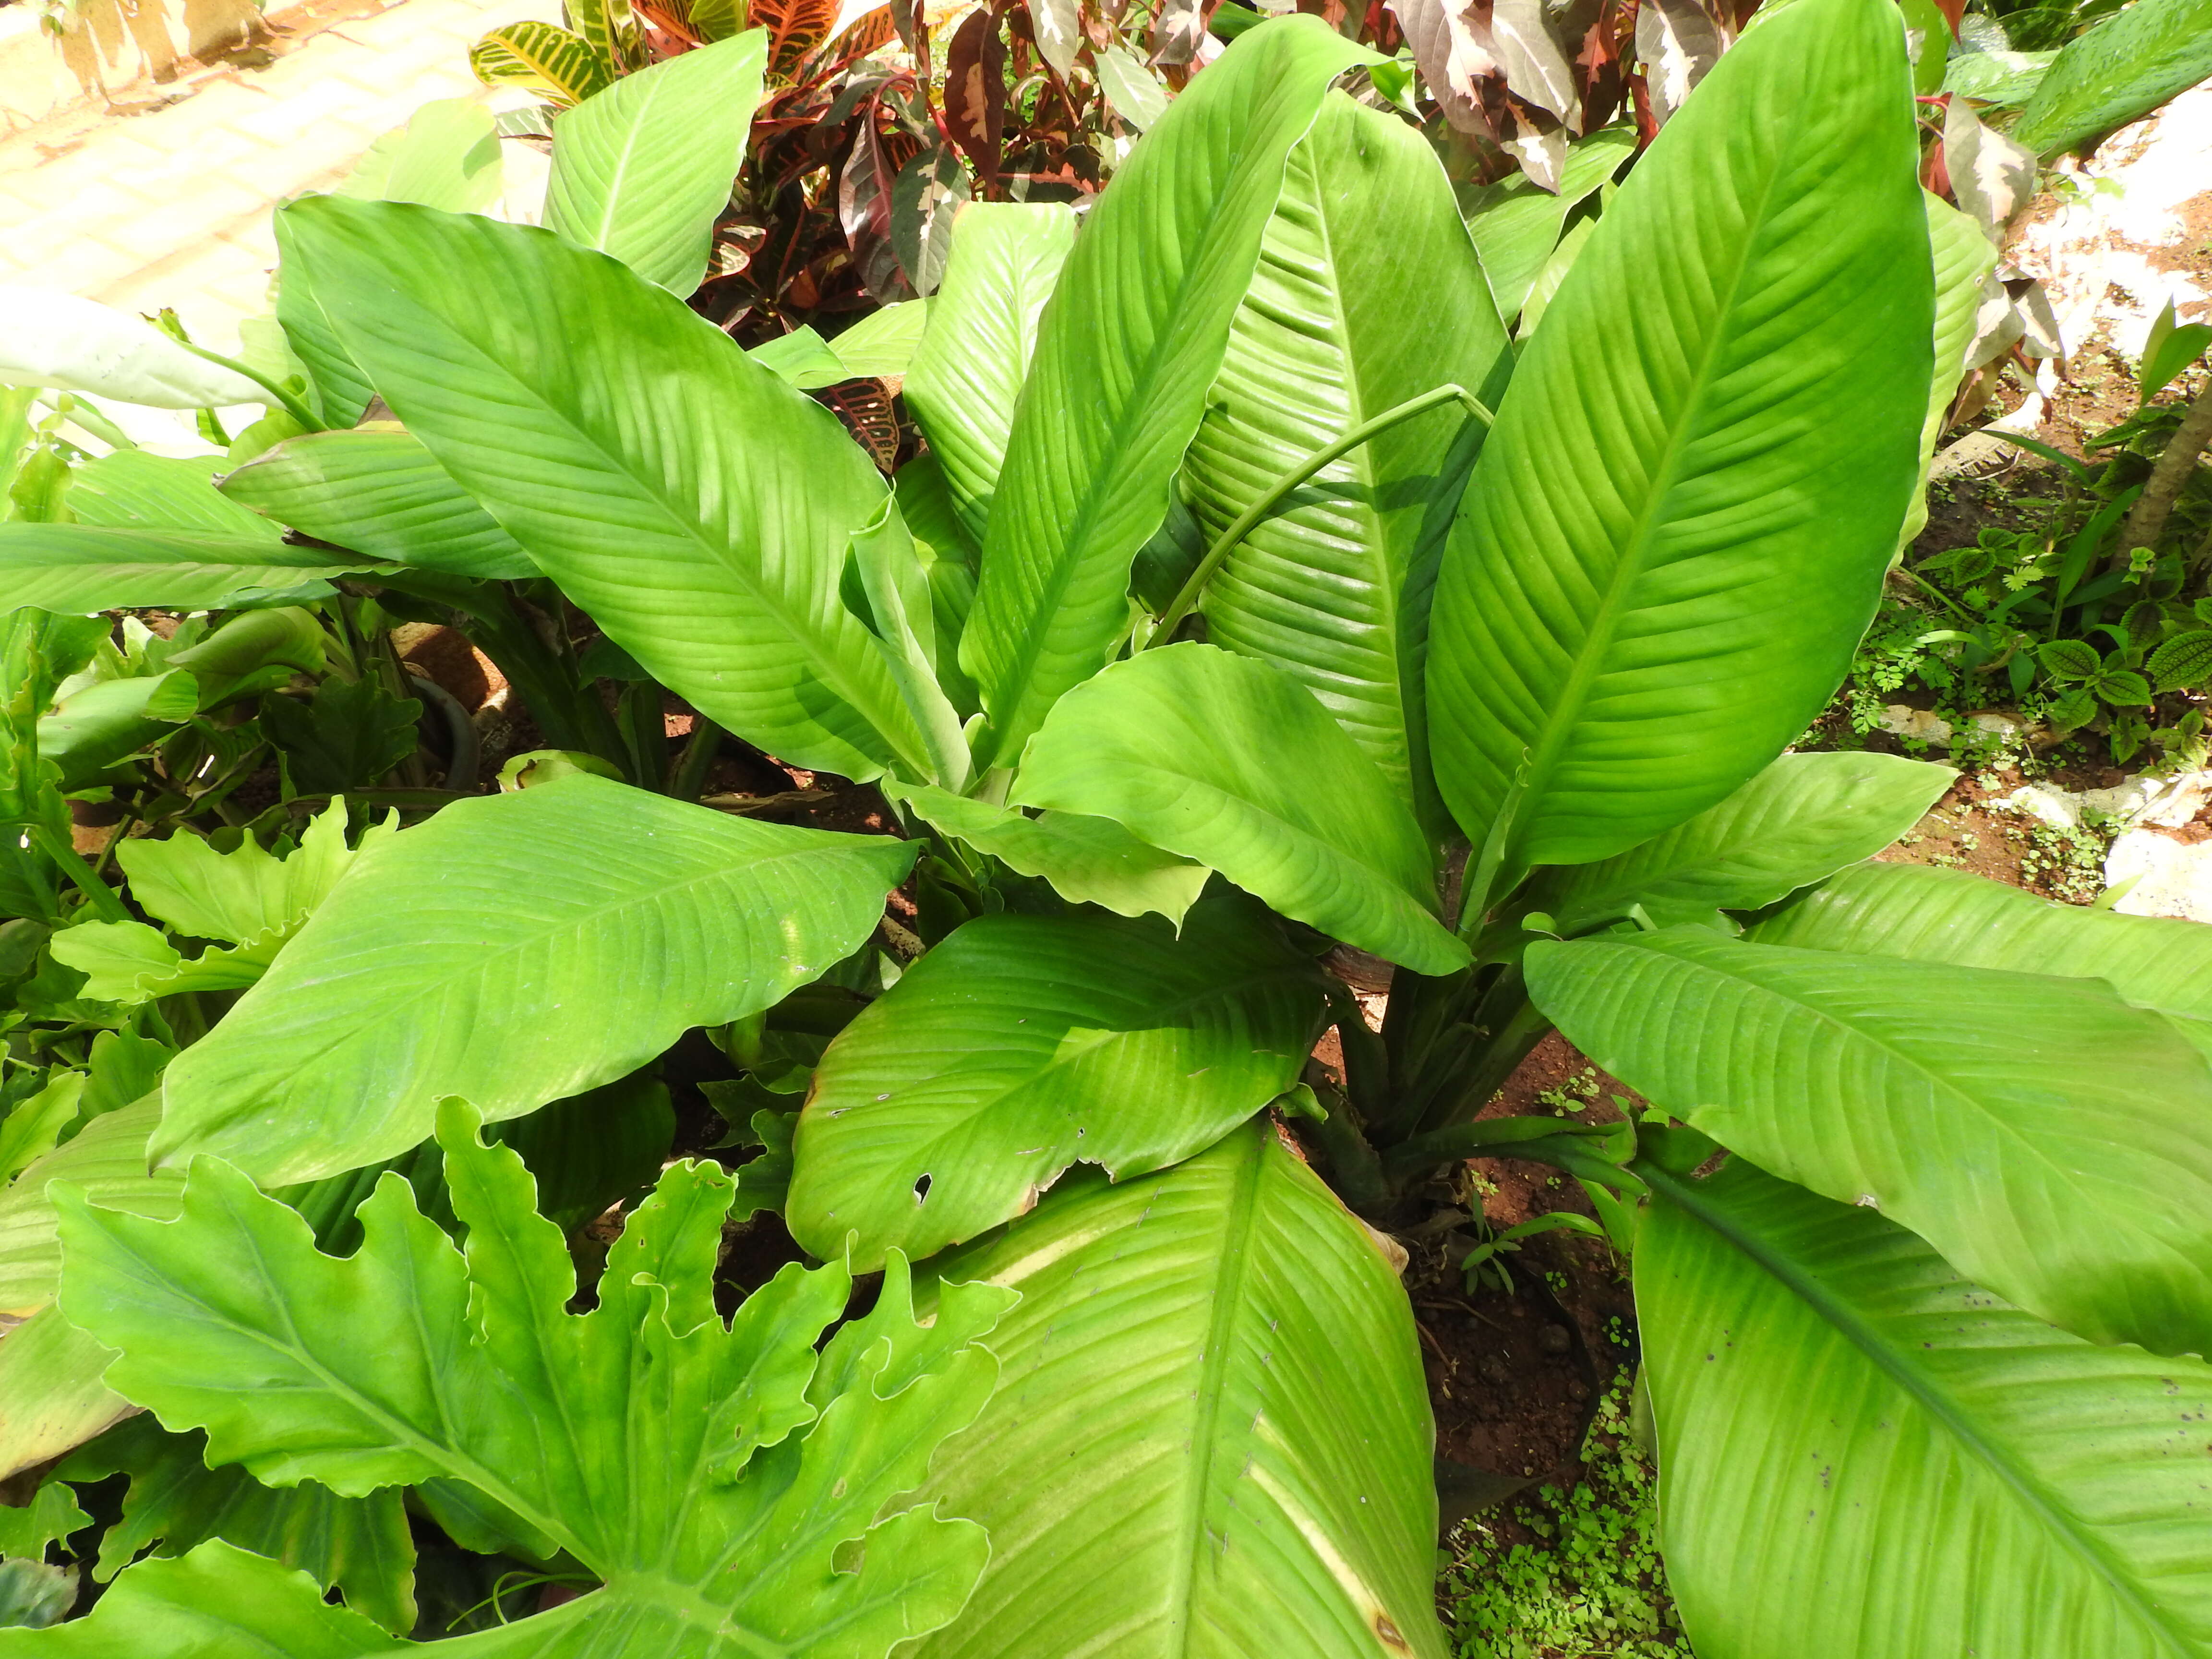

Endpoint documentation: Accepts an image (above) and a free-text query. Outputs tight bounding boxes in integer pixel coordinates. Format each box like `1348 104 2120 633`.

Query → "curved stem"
1145 383 1494 644
2122 377 2212 556
170 339 325 434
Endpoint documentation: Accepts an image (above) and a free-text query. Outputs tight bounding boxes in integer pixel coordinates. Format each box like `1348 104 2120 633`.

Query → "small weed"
1441 1374 1693 1659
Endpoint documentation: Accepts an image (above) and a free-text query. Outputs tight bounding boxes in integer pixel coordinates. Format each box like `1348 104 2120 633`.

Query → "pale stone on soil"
2105 832 2212 924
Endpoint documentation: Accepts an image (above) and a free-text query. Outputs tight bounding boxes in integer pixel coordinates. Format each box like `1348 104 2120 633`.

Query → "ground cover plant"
2 0 2212 1653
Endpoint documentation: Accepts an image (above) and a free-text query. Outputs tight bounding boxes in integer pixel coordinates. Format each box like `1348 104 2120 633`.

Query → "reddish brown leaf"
812 379 902 471
943 8 1010 185
755 0 839 78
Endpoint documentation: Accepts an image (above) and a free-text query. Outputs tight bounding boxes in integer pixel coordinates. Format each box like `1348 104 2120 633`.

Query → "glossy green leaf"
156 773 916 1186
45 1102 1011 1656
882 778 1210 924
0 1075 83 1187
961 17 1371 770
62 1418 415 1635
1013 644 1466 973
119 797 386 948
279 195 930 781
1747 860 2212 1048
0 1100 181 1319
787 899 1327 1269
2013 0 2212 155
1528 927 2212 1357
823 301 930 380
274 213 373 431
0 1310 128 1484
0 292 263 411
64 451 279 538
1459 126 1634 325
1182 93 1509 835
1535 752 1952 931
1901 191 1998 548
1638 1152 2212 1659
0 1479 86 1561
910 1124 1446 1659
543 32 768 297
337 98 504 215
53 801 392 1005
1425 0 1932 897
903 203 1076 550
219 430 536 581
0 1543 392 1654
0 526 371 615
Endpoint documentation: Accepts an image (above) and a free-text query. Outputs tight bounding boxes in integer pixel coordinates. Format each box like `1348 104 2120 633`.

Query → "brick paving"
0 0 555 353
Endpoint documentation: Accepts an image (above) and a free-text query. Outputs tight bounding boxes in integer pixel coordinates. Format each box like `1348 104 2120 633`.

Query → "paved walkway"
0 0 553 355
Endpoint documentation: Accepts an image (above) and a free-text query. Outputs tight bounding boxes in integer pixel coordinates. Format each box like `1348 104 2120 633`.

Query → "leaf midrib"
1642 1159 2195 1657
1160 1125 1268 1651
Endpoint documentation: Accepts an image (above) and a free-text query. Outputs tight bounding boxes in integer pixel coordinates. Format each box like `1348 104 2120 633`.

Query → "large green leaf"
219 430 536 581
1424 0 1933 900
156 773 915 1185
1534 751 1952 931
909 1123 1446 1659
1528 928 2212 1357
279 195 930 782
786 898 1327 1269
1459 128 1634 326
960 17 1371 770
881 778 1210 925
0 1310 128 1485
902 204 1077 551
0 1543 394 1655
1012 644 1468 974
1637 1149 2212 1659
0 1100 181 1318
0 526 371 614
62 1418 416 1635
2013 0 2212 155
542 32 768 297
274 213 373 431
1748 862 2212 1035
63 451 279 538
42 1103 1011 1656
1181 92 1509 835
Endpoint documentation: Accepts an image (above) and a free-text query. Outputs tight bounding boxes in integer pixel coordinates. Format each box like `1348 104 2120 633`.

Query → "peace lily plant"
0 0 2209 1652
